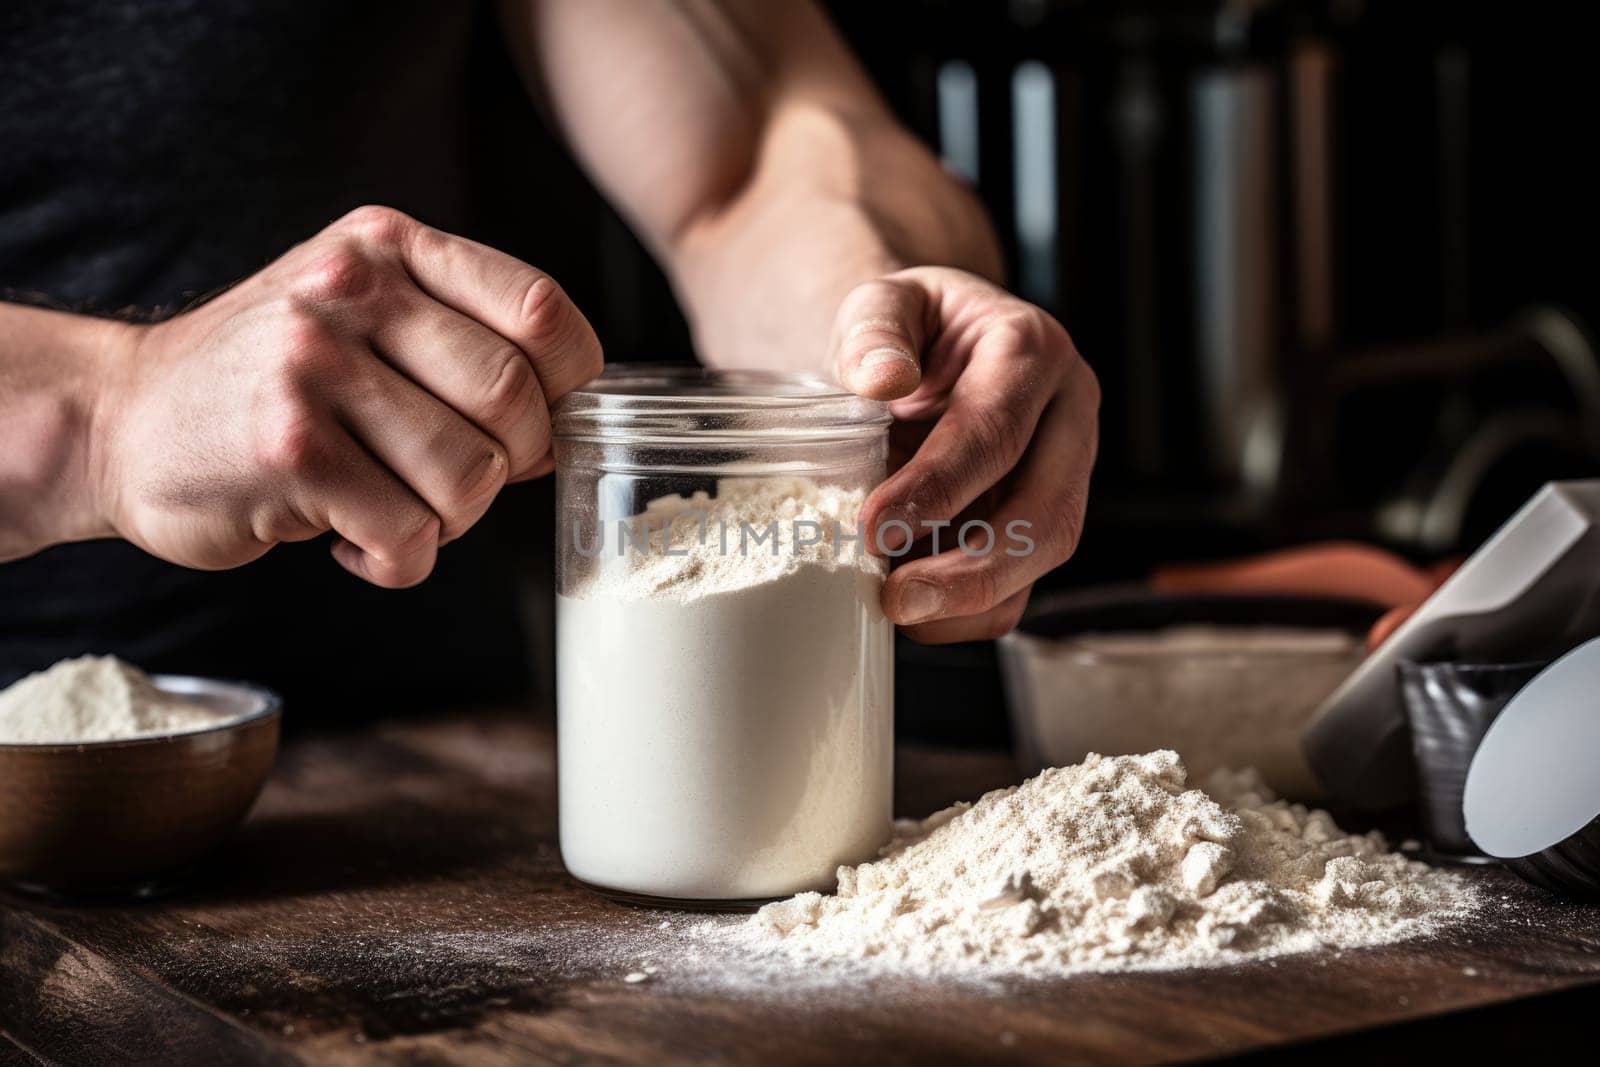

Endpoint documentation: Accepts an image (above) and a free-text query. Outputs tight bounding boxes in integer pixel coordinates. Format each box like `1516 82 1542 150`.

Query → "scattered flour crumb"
705 751 1477 979
623 972 650 984
0 655 222 744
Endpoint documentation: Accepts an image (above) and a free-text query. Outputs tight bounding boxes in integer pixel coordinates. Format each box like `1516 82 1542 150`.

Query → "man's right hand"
94 205 602 587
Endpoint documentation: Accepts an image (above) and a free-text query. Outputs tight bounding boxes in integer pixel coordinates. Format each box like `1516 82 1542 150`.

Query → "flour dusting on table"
699 751 1476 980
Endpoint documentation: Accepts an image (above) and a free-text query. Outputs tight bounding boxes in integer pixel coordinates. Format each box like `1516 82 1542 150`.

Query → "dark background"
460 0 1599 741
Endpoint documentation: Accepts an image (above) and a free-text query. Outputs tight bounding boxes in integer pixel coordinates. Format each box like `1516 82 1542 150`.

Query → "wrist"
0 308 142 558
75 317 147 545
673 196 910 378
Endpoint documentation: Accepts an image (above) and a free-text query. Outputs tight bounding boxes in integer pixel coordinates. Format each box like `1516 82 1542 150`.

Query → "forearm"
669 100 1003 374
0 303 125 560
501 0 1001 375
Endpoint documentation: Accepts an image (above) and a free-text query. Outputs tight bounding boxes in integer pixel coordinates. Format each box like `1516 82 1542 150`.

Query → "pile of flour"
557 477 894 900
715 750 1474 978
0 655 220 744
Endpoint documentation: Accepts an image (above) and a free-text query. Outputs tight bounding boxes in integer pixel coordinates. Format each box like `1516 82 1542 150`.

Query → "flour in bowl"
0 655 221 744
713 750 1475 978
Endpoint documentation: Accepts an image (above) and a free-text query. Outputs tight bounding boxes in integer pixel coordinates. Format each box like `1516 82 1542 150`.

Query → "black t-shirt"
0 0 532 711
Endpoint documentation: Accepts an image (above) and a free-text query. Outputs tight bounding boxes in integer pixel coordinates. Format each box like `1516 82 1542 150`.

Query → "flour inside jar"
556 477 894 901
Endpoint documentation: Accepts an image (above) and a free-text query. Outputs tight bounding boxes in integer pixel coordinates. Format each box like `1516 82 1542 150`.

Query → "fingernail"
895 579 946 625
859 348 917 374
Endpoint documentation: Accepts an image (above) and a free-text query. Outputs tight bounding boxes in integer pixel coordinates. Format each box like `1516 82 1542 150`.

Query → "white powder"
717 750 1474 978
0 655 222 744
556 477 893 900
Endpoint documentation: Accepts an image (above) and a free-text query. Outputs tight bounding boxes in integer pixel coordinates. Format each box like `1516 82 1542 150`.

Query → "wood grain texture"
2 714 1598 1065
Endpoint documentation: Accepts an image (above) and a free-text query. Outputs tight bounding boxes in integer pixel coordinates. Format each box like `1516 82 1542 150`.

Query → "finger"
882 370 1097 625
280 425 442 589
862 317 1063 555
338 207 604 403
900 589 1031 645
365 279 552 480
831 277 928 400
329 532 436 590
335 349 509 541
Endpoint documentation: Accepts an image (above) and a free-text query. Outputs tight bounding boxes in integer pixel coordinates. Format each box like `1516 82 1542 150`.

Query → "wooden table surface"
3 714 1599 1066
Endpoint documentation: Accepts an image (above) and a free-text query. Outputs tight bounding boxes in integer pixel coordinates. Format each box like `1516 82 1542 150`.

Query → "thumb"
830 276 929 400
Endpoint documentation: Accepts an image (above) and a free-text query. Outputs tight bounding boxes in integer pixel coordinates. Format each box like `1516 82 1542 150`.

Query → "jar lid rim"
553 363 890 438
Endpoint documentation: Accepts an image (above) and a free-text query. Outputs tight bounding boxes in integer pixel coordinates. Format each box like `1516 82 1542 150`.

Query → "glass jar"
551 365 894 906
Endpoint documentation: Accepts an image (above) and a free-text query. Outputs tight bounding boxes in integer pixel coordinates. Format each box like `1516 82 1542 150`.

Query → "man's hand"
96 205 602 588
830 267 1099 643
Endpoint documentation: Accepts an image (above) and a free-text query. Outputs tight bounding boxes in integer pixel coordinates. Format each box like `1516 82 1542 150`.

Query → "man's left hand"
830 266 1099 643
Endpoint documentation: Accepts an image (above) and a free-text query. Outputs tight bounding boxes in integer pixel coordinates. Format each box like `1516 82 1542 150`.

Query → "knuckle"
517 275 572 347
843 276 916 321
386 510 441 564
846 278 898 306
1025 305 1062 341
843 309 911 348
838 300 915 350
276 313 344 385
991 309 1044 348
1037 314 1089 383
251 504 314 547
254 404 322 476
970 565 1001 613
278 305 329 356
1043 490 1088 561
1075 357 1102 410
481 348 538 428
339 204 412 247
372 552 435 590
993 307 1066 362
952 564 1000 617
292 246 374 304
966 403 1026 472
845 325 915 368
979 599 1027 641
910 469 962 525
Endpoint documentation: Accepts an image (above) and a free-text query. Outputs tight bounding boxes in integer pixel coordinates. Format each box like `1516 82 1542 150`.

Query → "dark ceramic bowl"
0 676 281 897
